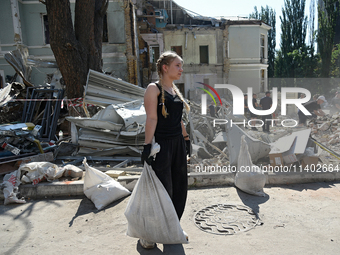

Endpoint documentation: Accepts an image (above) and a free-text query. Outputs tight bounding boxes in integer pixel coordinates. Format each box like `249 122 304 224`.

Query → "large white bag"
124 143 187 244
83 158 131 210
19 162 64 184
235 136 267 197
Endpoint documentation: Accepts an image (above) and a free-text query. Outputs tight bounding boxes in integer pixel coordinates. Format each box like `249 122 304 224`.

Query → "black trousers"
261 114 272 132
298 110 316 125
151 135 188 220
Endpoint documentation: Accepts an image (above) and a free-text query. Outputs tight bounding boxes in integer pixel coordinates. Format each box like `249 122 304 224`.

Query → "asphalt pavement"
1 182 340 255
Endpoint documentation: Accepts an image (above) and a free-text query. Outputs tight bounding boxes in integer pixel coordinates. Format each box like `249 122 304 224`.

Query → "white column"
11 0 22 44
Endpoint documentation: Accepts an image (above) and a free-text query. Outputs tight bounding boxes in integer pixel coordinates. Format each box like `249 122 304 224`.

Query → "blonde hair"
156 51 190 118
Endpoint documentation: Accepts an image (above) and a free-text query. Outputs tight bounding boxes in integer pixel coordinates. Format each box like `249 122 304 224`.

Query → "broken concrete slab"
105 170 126 178
226 124 271 165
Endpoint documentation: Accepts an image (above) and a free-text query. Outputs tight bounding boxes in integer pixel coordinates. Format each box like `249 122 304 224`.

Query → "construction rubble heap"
1 69 340 205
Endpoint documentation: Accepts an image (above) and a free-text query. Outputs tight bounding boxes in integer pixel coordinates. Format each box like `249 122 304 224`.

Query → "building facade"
0 0 138 88
135 0 271 99
0 0 270 101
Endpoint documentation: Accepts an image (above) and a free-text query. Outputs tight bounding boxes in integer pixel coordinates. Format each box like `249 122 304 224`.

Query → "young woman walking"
140 51 190 249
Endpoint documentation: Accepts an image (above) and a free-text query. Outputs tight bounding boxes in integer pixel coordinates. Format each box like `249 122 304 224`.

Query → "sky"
174 0 315 50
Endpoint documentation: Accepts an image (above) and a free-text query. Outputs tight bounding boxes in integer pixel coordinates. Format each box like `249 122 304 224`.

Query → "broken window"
176 83 185 98
151 46 159 71
261 69 265 92
42 14 50 45
200 45 209 64
260 34 265 61
151 46 160 63
171 46 182 58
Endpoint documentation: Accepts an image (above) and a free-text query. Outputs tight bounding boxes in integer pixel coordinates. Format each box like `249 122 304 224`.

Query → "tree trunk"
45 0 108 99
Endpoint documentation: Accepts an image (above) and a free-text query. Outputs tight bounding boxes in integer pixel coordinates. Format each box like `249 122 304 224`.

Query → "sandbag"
83 158 131 210
235 135 266 197
124 142 187 244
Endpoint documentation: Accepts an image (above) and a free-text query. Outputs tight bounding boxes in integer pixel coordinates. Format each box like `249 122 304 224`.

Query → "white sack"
19 162 64 184
2 170 26 205
235 135 266 197
83 158 131 210
124 142 188 244
61 164 83 178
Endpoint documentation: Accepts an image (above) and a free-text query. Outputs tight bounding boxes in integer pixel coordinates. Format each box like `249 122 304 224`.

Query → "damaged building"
0 0 270 96
135 0 271 97
0 0 140 86
2 1 340 206
0 0 275 173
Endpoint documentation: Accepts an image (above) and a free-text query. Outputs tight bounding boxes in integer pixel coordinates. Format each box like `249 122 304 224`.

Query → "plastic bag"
124 142 188 244
83 158 131 210
235 136 266 197
1 170 26 205
19 162 64 184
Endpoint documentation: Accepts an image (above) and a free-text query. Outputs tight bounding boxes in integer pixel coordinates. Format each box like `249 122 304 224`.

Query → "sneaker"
139 239 155 249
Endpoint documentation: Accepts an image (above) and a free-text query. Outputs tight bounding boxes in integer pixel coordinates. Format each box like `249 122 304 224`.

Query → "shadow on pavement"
279 182 336 192
68 196 127 227
236 187 270 216
136 241 186 255
2 199 62 255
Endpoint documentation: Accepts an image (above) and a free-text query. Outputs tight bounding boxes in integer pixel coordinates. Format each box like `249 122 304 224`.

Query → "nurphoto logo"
198 83 313 128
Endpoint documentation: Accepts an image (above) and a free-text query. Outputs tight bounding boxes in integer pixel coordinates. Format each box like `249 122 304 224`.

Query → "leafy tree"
276 0 308 78
43 0 108 99
308 0 317 55
249 6 276 78
317 0 340 77
330 43 340 77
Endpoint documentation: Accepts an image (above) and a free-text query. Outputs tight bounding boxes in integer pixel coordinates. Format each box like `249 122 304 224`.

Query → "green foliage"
275 45 319 78
317 0 340 77
330 43 340 77
276 0 309 78
249 6 276 78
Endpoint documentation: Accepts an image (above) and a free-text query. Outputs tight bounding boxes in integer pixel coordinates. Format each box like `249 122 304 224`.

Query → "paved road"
1 182 340 255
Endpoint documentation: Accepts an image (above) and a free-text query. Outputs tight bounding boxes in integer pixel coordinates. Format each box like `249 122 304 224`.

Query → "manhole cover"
194 204 262 235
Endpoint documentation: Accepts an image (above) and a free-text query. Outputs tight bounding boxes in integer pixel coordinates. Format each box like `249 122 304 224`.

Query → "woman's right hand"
141 144 154 165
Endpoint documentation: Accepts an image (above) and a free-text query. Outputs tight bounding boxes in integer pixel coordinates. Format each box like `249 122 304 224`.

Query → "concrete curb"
266 170 340 185
1 171 340 200
0 180 84 200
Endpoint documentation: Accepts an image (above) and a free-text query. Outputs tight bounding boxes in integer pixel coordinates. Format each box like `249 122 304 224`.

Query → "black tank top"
154 83 183 139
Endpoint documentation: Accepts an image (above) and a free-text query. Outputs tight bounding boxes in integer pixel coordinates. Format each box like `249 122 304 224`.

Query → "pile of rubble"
0 82 26 124
0 80 66 175
66 70 146 157
3 65 340 205
309 114 340 147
